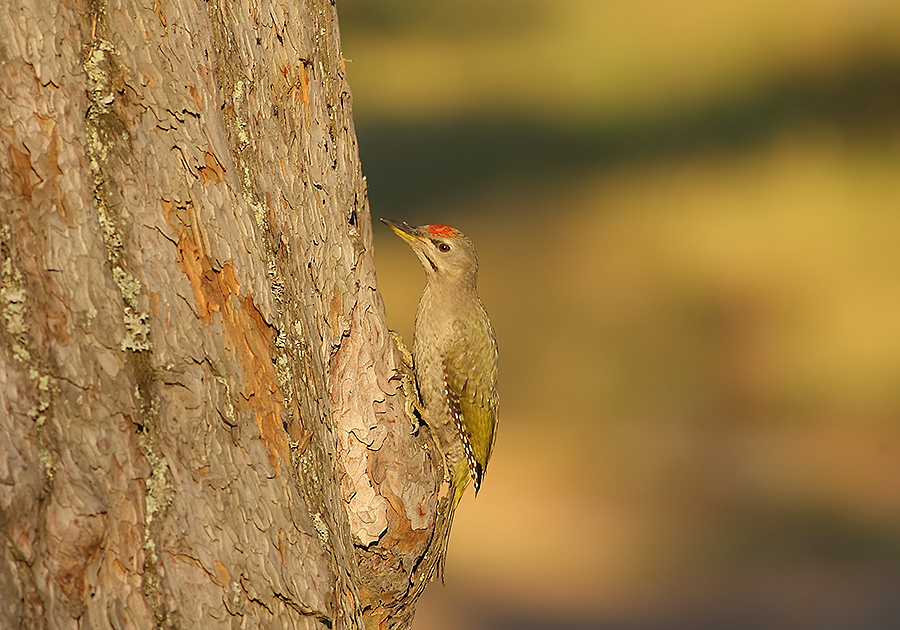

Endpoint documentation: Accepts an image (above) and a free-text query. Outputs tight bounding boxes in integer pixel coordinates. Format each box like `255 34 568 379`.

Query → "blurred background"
336 1 900 628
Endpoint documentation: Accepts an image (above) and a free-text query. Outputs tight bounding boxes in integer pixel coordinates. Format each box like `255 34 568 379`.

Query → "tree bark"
0 0 447 628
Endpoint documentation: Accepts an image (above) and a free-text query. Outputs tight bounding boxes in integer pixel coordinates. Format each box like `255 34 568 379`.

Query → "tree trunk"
0 0 447 628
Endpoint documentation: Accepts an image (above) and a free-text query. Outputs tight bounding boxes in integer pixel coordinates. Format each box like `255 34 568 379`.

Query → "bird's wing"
442 321 498 492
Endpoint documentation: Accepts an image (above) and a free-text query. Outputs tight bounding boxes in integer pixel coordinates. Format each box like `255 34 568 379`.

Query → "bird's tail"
435 505 456 584
436 460 473 581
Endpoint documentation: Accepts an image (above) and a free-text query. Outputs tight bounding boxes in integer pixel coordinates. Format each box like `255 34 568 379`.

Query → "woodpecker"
381 219 499 514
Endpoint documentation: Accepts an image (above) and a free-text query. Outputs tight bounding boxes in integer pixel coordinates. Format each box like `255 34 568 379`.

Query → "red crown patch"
427 224 460 238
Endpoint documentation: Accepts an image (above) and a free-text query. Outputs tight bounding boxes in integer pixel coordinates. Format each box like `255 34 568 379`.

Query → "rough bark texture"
0 0 448 628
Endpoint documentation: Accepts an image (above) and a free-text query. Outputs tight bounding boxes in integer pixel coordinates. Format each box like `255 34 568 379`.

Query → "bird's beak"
381 218 425 245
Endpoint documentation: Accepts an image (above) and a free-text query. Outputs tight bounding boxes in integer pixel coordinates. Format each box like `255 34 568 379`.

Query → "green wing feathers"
442 320 499 494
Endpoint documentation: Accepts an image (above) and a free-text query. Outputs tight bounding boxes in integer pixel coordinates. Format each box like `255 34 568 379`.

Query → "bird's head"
381 219 479 286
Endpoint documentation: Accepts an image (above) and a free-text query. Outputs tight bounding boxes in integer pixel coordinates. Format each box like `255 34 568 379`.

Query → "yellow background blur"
337 1 900 627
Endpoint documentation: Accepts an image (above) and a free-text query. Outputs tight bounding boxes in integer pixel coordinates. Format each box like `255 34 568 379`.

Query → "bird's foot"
389 330 424 434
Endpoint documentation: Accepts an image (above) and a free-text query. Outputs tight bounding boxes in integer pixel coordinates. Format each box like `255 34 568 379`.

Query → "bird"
381 218 499 527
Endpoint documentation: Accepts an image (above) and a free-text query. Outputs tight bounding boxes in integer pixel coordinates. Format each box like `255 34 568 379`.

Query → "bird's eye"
438 243 451 253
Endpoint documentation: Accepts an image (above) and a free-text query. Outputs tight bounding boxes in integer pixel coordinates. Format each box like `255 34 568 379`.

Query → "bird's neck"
424 273 477 301
417 277 478 324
